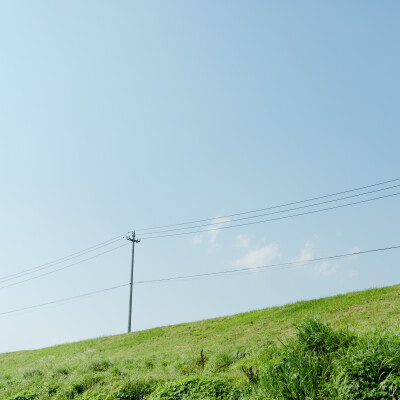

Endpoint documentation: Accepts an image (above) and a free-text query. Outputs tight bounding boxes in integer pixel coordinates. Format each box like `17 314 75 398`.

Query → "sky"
0 1 399 353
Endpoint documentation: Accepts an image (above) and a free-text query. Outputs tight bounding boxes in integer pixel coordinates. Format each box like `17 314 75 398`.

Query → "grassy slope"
1 284 400 397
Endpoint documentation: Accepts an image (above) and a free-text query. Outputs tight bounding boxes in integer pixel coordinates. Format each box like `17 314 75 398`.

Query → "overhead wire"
0 178 394 283
1 244 399 318
139 183 400 236
0 178 398 299
0 233 129 283
140 191 400 240
0 243 130 290
0 283 129 317
136 178 400 233
3 179 397 283
134 244 400 284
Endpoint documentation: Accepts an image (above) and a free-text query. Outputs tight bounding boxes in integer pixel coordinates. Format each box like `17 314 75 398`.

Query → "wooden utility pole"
126 231 140 333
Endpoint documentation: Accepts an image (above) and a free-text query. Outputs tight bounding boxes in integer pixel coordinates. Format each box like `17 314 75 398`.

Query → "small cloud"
190 216 230 247
349 246 360 260
235 243 279 269
293 241 315 266
313 261 338 276
236 234 251 249
207 217 230 245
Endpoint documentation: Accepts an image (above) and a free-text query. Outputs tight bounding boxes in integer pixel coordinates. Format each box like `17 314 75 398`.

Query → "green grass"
1 284 400 399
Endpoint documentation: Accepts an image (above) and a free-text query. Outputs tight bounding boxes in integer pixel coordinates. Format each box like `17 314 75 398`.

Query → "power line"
139 184 400 236
141 191 400 240
134 244 400 285
2 178 397 282
4 178 396 283
0 283 129 317
0 237 125 283
1 243 399 319
136 178 400 233
0 234 128 283
0 243 129 290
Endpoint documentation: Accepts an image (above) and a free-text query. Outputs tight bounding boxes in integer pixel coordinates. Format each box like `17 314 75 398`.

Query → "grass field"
1 284 400 399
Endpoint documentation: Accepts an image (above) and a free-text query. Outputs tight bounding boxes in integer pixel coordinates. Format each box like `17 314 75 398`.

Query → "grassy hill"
1 284 400 399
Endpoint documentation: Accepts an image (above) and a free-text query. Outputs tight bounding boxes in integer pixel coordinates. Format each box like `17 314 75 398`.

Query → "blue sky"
0 1 399 353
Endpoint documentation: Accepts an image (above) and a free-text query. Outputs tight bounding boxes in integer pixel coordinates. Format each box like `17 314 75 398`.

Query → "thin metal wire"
0 283 130 316
134 244 400 284
0 234 129 282
0 243 130 290
136 178 400 232
139 184 400 236
141 192 400 240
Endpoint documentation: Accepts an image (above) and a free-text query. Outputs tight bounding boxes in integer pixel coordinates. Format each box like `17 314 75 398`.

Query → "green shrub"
69 374 103 396
7 390 38 400
212 352 236 370
106 379 156 400
329 334 400 399
175 354 201 376
258 343 328 399
22 369 44 379
232 350 249 362
211 349 251 373
144 358 155 370
295 318 356 355
111 367 126 376
53 367 70 377
87 359 113 372
150 377 242 400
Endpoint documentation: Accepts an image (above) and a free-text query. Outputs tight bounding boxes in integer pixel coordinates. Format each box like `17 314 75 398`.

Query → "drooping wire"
3 179 398 284
139 184 400 236
0 283 129 317
0 243 399 318
0 234 129 283
136 178 400 233
0 243 130 290
134 244 400 284
140 192 400 240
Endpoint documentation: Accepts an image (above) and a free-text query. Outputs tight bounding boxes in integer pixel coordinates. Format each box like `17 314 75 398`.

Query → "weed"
149 377 242 400
144 359 155 370
241 366 259 383
106 378 157 400
199 349 205 369
2 285 400 399
258 343 328 399
295 318 356 355
329 334 400 399
53 367 70 377
70 375 103 395
87 359 113 372
7 390 38 400
22 369 44 379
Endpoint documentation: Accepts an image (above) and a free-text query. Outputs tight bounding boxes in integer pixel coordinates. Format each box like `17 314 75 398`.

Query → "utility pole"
126 231 140 333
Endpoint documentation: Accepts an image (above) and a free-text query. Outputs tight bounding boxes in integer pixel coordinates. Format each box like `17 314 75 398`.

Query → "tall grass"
253 319 400 399
3 284 400 399
7 319 400 399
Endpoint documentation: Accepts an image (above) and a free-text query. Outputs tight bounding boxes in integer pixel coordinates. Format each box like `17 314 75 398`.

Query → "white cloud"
293 241 315 265
313 261 338 276
349 246 360 260
236 234 251 249
190 216 230 246
235 243 279 269
290 242 361 278
206 217 230 244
